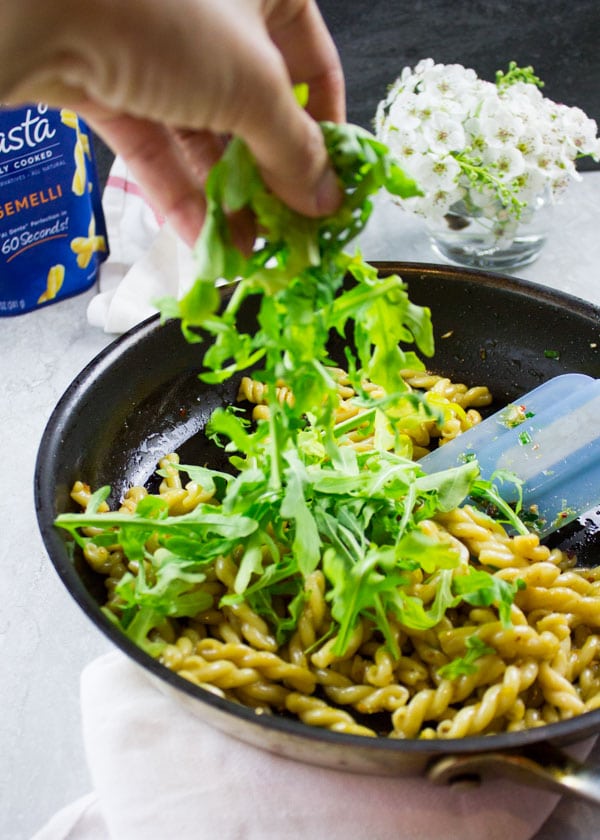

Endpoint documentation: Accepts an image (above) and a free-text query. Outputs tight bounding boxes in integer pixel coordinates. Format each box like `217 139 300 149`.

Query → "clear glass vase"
424 192 551 271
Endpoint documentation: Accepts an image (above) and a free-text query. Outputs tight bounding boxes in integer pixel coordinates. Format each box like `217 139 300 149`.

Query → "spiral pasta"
237 367 493 459
71 369 600 741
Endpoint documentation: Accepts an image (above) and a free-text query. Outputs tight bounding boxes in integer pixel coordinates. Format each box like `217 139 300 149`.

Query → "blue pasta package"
0 104 108 315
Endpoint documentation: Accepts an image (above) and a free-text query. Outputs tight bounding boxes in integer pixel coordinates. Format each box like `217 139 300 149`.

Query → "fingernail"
315 166 342 216
169 195 206 248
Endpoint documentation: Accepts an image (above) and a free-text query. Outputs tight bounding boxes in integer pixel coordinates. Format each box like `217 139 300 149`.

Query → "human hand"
2 0 345 246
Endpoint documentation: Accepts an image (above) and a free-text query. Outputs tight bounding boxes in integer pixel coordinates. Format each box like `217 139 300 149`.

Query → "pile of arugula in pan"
56 105 527 676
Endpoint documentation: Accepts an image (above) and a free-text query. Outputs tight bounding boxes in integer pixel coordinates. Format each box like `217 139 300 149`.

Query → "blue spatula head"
419 374 600 537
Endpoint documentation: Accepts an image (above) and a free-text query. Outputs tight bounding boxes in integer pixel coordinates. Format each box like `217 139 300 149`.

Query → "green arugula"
437 635 496 680
470 470 530 536
56 121 527 666
452 570 524 627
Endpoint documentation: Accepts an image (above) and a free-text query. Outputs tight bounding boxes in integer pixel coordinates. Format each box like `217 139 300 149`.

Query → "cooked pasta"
68 368 600 741
237 367 493 460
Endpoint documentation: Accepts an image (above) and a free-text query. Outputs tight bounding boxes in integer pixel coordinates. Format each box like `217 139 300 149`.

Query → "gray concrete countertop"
3 173 600 839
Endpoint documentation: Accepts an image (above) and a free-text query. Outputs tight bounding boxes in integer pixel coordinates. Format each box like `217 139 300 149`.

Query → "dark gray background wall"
317 0 599 169
93 0 599 186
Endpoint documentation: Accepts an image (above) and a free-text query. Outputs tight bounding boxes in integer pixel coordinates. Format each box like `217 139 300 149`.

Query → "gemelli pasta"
66 369 600 740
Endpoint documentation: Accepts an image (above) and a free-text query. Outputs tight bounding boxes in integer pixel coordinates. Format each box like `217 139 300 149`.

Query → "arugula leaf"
396 530 462 574
119 548 212 617
156 123 427 397
280 450 321 577
437 635 495 680
470 470 529 535
452 569 524 627
84 485 111 513
415 462 480 513
102 547 213 655
246 580 308 646
158 462 231 499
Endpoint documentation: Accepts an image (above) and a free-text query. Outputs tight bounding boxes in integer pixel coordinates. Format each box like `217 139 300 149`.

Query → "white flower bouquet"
375 59 600 264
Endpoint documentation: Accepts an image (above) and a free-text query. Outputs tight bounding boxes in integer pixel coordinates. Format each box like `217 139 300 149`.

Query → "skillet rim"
34 261 600 760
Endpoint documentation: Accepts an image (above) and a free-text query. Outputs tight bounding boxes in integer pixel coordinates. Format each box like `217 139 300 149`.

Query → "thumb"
236 82 342 218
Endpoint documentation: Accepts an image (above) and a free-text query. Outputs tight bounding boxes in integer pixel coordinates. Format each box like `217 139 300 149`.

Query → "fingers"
86 111 207 247
266 0 346 124
3 0 348 235
61 0 343 220
233 0 344 218
250 111 342 218
88 111 257 252
175 126 257 253
171 128 228 187
228 59 342 218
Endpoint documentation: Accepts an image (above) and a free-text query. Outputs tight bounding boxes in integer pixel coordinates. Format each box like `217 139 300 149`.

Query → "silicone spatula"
419 373 600 537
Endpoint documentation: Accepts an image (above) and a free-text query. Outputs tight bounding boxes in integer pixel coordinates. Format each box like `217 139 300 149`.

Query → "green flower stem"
495 62 544 90
452 151 526 218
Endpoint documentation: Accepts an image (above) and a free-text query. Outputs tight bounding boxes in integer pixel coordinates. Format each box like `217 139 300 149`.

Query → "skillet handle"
427 742 600 804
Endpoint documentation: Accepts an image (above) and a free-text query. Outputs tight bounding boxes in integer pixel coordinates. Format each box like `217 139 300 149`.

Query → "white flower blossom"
384 124 429 164
477 101 525 149
422 112 466 155
482 146 526 180
375 59 600 221
411 152 462 192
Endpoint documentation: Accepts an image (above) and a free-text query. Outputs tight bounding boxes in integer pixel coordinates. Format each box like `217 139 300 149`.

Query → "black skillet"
35 262 600 800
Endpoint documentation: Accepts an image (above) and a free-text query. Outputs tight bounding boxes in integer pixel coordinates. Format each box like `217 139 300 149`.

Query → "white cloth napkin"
86 156 196 334
32 650 580 840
